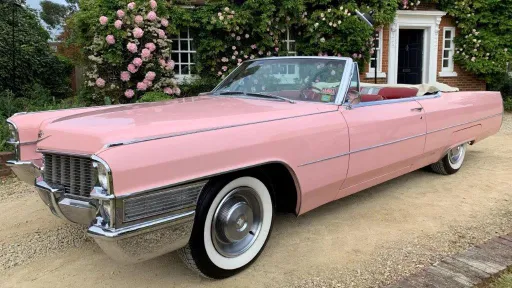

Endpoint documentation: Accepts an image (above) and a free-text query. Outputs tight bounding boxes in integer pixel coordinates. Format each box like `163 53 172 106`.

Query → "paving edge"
384 232 512 288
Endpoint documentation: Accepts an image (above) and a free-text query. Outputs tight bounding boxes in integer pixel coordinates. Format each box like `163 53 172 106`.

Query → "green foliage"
178 77 219 97
0 2 73 100
69 0 180 103
438 0 512 83
68 0 398 83
137 91 173 103
40 0 78 30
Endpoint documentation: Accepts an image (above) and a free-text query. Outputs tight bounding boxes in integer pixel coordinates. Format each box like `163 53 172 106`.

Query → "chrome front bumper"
8 161 195 264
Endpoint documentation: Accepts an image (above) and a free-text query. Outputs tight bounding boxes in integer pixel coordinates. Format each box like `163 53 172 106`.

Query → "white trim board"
388 10 446 85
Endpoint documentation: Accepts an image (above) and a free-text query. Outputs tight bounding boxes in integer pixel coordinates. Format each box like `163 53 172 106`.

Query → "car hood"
37 96 338 155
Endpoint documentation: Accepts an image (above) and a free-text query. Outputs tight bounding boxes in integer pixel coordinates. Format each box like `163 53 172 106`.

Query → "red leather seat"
360 94 384 102
378 87 418 99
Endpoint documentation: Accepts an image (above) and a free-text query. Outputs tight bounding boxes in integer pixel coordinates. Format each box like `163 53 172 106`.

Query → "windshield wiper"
217 91 295 104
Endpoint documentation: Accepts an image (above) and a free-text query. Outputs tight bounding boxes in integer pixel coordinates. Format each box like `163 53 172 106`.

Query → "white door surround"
388 10 446 85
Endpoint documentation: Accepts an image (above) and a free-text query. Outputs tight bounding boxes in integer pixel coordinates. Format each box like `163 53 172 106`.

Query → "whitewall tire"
431 143 467 175
178 174 274 279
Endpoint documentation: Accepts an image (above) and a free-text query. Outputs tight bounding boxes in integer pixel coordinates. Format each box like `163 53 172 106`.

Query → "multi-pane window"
282 28 297 56
170 29 196 77
369 29 383 73
442 27 455 72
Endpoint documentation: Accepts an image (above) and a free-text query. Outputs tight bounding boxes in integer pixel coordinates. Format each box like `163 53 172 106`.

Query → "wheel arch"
206 161 301 216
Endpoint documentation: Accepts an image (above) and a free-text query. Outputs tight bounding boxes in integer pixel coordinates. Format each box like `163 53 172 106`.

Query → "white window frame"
366 29 386 79
439 27 457 77
170 28 198 83
282 28 297 56
275 28 299 84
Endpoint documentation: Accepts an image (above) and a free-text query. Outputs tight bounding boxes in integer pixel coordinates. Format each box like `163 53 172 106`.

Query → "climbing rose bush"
83 0 178 102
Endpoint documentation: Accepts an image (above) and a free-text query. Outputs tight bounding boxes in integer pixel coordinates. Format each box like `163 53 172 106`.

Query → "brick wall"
437 16 486 91
360 26 389 84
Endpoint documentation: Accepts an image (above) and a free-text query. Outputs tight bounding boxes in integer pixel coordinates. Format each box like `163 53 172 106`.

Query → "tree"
0 1 72 100
40 0 78 30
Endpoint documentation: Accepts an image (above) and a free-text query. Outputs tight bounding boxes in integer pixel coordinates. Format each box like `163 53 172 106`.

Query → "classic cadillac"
6 57 503 278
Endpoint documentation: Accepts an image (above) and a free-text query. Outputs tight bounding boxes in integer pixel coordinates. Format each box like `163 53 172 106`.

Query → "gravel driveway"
1 114 511 288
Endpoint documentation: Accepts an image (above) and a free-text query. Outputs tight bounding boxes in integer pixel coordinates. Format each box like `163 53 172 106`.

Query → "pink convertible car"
6 57 503 278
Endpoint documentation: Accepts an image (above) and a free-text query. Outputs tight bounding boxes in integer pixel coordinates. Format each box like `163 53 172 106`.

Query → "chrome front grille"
123 182 207 222
43 153 95 197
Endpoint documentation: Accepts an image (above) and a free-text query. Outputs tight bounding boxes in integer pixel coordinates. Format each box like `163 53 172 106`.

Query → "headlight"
93 161 110 191
7 123 18 142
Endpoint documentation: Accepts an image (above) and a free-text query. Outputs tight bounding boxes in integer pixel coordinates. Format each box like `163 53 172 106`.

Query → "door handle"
411 107 423 112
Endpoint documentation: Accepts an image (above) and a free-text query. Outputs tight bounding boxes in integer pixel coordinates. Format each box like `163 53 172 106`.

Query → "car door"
336 68 426 200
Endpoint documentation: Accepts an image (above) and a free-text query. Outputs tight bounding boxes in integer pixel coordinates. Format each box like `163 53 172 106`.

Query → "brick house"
360 6 486 91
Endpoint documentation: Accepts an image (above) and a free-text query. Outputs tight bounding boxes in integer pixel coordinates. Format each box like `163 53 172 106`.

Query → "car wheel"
178 175 274 279
430 143 467 175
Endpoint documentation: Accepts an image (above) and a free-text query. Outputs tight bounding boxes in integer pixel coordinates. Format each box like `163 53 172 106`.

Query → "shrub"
137 91 172 103
69 0 180 104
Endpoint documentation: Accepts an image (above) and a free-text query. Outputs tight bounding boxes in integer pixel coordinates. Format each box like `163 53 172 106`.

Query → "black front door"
398 29 423 84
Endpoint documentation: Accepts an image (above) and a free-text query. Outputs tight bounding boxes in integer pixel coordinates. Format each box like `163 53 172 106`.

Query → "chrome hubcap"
212 187 263 257
448 144 464 165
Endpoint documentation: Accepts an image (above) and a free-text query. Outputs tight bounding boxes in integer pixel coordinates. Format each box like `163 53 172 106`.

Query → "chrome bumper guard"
8 160 196 263
88 212 195 263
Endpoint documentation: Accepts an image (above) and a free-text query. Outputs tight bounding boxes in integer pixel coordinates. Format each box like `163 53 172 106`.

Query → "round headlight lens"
93 162 109 190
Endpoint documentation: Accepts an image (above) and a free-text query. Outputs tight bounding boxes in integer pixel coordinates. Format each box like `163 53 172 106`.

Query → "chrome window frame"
211 56 354 106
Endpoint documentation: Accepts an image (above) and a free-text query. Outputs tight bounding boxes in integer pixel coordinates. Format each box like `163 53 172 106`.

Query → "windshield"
213 58 348 104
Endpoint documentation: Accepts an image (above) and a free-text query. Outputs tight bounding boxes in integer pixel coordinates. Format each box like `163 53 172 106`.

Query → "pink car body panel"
6 91 503 216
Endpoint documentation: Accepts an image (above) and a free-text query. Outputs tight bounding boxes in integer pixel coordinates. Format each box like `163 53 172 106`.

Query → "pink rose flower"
134 15 143 24
161 18 169 27
145 42 156 52
163 87 173 95
141 48 151 59
251 44 257 49
145 71 156 81
133 27 144 38
114 20 122 29
275 47 279 52
125 89 135 98
218 71 223 76
173 87 181 96
137 82 148 91
159 58 166 67
117 10 125 18
99 16 108 25
147 11 157 21
127 2 135 10
120 71 130 82
352 53 357 58
157 29 166 39
222 66 228 71
105 35 115 45
237 58 242 63
143 79 153 87
166 60 175 70
132 57 143 66
95 78 105 87
150 0 157 10
128 64 138 73
127 42 137 53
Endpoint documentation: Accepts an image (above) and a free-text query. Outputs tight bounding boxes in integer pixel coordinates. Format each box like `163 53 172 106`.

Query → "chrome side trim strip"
115 160 302 202
426 112 503 134
299 132 426 167
344 92 442 109
299 112 503 167
104 110 338 148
